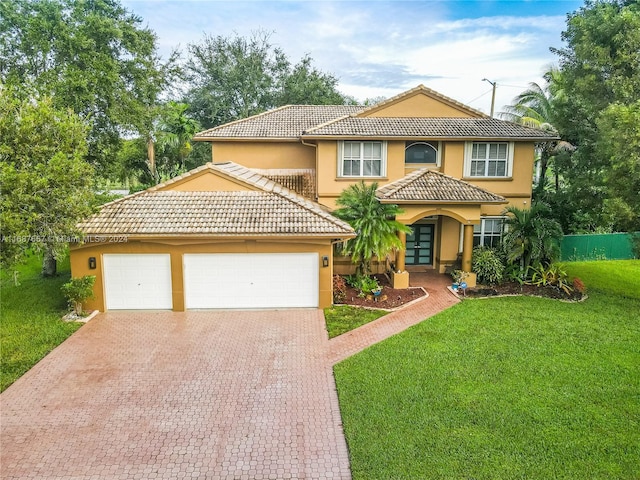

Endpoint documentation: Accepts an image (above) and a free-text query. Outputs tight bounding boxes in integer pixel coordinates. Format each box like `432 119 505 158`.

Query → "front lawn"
324 305 387 339
335 260 640 479
0 253 82 392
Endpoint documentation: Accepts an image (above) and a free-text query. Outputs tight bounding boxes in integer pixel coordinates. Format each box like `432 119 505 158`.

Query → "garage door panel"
184 253 318 309
103 254 173 310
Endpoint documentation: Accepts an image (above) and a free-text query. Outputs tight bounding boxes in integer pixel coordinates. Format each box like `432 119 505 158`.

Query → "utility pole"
482 78 497 117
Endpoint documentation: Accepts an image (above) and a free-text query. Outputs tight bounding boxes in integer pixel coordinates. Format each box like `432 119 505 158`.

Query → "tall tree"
500 70 574 195
0 91 94 275
550 0 640 232
0 0 178 177
185 31 348 129
333 182 412 275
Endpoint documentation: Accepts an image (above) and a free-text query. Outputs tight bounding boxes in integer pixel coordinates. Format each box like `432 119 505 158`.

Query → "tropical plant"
500 71 574 195
501 203 563 279
332 275 347 304
472 246 505 285
61 275 96 315
346 274 381 298
527 263 573 295
333 182 412 275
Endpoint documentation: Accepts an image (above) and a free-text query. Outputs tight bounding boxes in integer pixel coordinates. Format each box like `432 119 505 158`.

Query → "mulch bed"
337 274 427 310
462 282 585 301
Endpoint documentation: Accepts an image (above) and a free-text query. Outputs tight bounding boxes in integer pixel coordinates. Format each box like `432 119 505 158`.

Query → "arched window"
405 142 438 164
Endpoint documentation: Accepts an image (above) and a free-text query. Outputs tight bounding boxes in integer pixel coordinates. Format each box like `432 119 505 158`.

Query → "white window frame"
404 141 441 167
338 141 387 178
464 141 514 178
473 217 507 248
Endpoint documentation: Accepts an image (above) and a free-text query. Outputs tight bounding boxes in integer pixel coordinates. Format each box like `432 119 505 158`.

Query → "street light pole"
482 78 497 117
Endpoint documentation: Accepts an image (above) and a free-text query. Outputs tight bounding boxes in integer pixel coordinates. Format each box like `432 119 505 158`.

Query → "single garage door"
103 254 173 310
183 253 319 309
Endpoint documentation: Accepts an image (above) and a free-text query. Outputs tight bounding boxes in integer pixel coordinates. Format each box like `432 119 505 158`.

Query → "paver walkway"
1 272 458 479
1 310 350 480
327 271 459 365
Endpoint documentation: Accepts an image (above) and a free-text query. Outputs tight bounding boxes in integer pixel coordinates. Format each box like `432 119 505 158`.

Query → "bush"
527 263 573 294
61 275 96 315
472 246 505 285
346 273 381 297
572 277 587 294
333 275 347 304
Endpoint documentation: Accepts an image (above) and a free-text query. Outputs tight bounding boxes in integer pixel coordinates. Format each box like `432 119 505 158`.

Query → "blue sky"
122 0 585 114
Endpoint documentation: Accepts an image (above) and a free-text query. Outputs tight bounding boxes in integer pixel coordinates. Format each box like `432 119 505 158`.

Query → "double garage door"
103 253 319 310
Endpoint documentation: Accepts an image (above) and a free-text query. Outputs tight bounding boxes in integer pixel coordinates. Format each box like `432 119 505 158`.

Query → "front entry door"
406 225 434 265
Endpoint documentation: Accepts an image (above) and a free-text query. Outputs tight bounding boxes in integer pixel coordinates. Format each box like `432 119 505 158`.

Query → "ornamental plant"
472 246 505 285
333 181 412 275
61 275 96 315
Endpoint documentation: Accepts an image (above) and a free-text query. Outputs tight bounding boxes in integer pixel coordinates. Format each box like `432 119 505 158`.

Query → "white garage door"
103 254 173 310
184 253 319 309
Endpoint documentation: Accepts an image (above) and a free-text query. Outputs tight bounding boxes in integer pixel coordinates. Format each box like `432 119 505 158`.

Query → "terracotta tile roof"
253 169 316 199
79 162 354 237
303 117 559 140
376 169 507 203
194 105 362 139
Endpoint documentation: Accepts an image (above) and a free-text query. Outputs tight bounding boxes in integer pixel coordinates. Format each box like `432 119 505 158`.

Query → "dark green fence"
560 232 639 261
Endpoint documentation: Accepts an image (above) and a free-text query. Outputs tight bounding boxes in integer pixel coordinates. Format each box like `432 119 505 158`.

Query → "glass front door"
406 225 434 265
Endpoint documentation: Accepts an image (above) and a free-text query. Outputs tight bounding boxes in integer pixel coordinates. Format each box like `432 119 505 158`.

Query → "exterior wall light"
322 256 329 268
88 257 97 269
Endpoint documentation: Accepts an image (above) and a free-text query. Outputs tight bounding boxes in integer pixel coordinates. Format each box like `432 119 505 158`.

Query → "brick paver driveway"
1 310 351 479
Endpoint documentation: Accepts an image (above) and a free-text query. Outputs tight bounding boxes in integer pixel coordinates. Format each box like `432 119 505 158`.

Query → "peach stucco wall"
159 170 252 192
362 94 476 118
211 141 315 169
70 239 335 312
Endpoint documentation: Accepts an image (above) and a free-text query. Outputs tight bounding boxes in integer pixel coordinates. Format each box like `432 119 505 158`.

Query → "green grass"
324 305 387 339
1 253 82 392
563 259 640 299
335 260 640 479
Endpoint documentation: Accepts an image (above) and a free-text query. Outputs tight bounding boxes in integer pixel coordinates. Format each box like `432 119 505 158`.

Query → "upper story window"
405 142 439 165
464 142 513 178
339 141 386 177
473 217 506 248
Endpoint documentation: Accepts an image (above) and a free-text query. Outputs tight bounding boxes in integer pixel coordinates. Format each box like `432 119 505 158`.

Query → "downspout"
301 137 318 202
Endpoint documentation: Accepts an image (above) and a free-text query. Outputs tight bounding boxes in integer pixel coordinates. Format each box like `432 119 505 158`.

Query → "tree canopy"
548 0 640 232
0 90 94 274
185 31 348 129
0 0 178 177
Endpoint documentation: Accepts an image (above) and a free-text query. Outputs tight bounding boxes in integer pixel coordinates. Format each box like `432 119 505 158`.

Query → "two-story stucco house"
70 85 557 311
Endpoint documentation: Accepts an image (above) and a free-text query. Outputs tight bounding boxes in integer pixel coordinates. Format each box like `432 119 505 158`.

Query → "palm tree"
333 181 412 275
501 203 563 278
500 70 574 194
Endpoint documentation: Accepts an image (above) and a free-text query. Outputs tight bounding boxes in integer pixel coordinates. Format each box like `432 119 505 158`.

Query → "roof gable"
356 85 487 119
78 162 355 238
376 169 507 204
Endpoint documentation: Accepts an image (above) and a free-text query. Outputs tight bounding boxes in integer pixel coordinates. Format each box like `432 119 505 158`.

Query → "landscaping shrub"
472 246 505 285
572 277 586 294
527 263 573 294
346 274 381 297
61 275 96 315
333 275 347 304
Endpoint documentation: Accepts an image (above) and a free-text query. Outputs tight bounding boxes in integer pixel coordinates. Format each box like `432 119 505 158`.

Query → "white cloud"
123 0 574 112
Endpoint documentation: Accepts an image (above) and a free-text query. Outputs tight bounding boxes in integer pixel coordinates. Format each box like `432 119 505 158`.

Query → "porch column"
396 230 406 271
462 224 474 272
391 230 410 289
